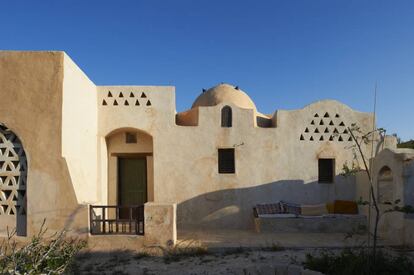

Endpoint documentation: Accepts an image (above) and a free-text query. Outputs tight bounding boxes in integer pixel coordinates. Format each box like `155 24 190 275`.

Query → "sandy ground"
70 246 414 275
70 248 315 275
71 230 413 274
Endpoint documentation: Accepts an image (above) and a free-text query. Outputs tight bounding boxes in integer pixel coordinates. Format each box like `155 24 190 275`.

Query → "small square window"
318 158 335 183
125 132 137 144
218 148 235 174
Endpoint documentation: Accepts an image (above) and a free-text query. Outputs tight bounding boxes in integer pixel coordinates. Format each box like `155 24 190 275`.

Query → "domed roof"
192 83 256 110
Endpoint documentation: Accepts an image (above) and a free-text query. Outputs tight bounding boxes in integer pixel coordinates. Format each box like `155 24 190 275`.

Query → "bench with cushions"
253 200 367 233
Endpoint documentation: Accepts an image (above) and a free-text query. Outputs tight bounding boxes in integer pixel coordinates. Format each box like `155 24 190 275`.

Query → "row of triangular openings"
0 148 17 157
0 161 23 171
107 91 147 99
0 204 26 216
304 127 348 134
310 120 345 126
300 134 352 142
314 112 340 118
102 99 152 106
0 176 24 186
0 175 25 186
0 189 25 202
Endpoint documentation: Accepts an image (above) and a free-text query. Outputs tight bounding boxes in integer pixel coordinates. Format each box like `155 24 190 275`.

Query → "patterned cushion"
255 203 283 216
280 201 301 215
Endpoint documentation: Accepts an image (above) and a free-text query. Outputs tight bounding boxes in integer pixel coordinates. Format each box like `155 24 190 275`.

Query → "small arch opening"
377 166 393 203
221 106 232 128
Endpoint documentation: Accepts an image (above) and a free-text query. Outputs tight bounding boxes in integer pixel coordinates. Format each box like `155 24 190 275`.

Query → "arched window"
0 123 27 236
221 106 232 127
377 166 393 203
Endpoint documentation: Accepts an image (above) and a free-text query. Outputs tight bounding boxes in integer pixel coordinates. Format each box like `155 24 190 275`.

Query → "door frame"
116 154 150 207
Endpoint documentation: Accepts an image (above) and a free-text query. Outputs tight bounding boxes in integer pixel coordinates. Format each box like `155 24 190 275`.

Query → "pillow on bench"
254 203 283 217
334 200 358 214
301 203 328 216
280 201 301 215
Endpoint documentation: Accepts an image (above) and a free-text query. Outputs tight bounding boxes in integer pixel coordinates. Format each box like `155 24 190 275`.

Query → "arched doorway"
0 123 27 236
106 129 154 210
377 166 393 204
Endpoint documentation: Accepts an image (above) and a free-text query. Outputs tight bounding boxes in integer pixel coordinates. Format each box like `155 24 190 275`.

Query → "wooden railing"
89 205 144 235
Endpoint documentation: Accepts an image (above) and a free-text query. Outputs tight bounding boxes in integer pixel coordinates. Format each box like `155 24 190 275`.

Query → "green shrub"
0 223 86 274
303 248 414 275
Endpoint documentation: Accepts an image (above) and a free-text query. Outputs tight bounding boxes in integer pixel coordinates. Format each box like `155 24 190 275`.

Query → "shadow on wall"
177 176 356 231
404 164 414 219
27 157 90 237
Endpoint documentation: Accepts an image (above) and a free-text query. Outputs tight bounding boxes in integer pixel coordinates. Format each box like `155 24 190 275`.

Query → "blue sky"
1 1 413 140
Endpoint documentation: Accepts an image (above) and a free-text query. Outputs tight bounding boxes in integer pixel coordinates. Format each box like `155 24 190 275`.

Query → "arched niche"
0 123 27 236
377 166 393 203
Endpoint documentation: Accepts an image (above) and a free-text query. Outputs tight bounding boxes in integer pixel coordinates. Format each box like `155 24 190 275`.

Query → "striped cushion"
281 201 301 215
255 203 283 216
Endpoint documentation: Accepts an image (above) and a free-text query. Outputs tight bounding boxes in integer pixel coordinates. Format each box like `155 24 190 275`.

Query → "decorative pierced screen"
299 112 352 142
0 124 27 216
101 91 152 107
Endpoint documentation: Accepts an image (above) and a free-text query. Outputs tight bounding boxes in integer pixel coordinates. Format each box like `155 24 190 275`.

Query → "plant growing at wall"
0 220 86 274
302 124 414 274
341 124 414 269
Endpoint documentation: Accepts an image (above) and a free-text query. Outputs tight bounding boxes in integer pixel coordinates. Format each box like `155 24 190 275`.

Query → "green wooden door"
118 157 147 208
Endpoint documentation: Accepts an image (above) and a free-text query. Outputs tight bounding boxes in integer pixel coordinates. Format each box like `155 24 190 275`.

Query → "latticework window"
0 124 27 216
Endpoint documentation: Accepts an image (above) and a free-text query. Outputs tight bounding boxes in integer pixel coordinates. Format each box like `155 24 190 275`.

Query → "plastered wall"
0 51 379 237
62 53 98 204
97 86 375 229
0 51 88 236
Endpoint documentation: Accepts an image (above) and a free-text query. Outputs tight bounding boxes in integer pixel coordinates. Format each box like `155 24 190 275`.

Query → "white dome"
192 83 256 110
